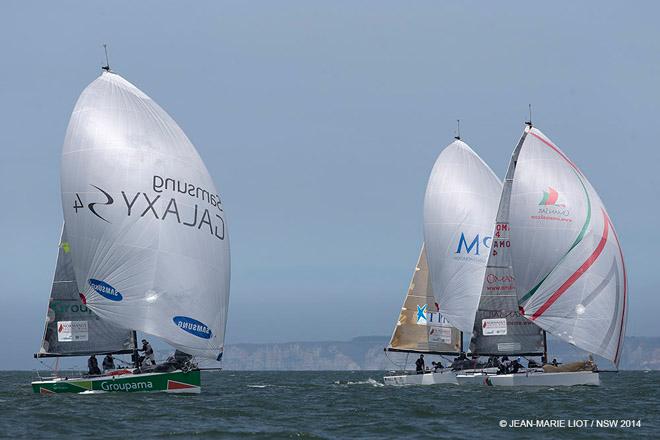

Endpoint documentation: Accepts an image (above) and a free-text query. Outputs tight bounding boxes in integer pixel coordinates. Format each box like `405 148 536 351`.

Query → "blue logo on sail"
173 316 212 339
88 279 123 301
416 304 428 324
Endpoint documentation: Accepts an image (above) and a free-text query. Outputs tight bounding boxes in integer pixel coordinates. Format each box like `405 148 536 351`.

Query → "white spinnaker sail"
511 127 627 365
61 72 230 360
423 140 502 334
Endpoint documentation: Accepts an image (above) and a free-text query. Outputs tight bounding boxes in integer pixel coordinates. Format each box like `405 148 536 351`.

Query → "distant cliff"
222 336 659 371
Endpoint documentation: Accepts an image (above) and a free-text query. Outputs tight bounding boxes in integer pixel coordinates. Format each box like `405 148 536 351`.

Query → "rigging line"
384 350 408 371
440 354 454 365
39 360 54 371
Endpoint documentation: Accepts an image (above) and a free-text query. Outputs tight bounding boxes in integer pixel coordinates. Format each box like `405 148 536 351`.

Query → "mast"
132 330 139 368
102 44 111 72
542 330 548 363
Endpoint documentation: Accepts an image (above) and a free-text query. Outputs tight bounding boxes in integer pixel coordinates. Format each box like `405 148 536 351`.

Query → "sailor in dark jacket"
415 354 426 374
140 339 156 366
102 354 115 372
87 355 101 375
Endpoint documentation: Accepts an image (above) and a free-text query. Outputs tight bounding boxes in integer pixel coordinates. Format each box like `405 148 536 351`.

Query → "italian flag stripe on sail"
531 208 609 320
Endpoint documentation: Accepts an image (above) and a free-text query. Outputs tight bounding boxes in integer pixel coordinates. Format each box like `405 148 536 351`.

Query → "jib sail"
469 130 545 356
387 245 462 355
36 224 135 358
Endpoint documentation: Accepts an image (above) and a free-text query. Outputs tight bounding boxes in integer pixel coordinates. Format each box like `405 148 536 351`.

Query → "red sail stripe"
607 212 628 365
528 129 583 174
531 208 609 321
547 187 559 205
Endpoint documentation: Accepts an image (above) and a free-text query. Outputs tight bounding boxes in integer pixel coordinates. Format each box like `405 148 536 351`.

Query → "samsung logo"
173 316 212 339
88 279 123 301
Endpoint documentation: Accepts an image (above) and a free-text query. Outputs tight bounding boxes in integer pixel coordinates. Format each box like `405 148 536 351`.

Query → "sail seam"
528 130 583 176
531 208 609 320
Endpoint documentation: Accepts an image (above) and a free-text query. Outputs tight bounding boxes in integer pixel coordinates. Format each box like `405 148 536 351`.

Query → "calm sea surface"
0 371 657 439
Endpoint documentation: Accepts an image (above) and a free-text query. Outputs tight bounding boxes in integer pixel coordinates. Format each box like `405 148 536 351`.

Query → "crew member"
511 357 523 374
102 354 115 372
140 339 156 366
431 361 444 372
88 355 101 375
415 354 425 374
498 355 511 374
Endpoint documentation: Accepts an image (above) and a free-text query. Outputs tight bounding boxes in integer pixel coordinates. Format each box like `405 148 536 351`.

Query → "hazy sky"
1 1 659 369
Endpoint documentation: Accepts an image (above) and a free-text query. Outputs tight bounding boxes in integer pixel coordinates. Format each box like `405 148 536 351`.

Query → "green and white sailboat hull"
32 370 201 394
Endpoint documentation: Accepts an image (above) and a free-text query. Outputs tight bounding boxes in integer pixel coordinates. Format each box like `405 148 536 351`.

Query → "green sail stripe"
520 169 591 304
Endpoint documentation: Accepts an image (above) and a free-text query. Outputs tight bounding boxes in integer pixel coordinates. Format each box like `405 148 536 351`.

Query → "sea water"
0 371 657 439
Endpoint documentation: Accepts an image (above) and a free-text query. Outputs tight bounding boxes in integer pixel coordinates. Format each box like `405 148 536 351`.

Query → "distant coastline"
221 335 660 371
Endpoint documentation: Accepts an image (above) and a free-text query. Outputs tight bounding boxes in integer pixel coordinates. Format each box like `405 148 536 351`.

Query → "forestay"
60 72 230 360
423 140 502 334
470 131 545 356
511 127 627 366
37 225 135 357
387 245 461 354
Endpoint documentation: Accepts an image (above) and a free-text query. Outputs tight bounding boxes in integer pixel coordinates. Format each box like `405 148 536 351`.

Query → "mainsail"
60 71 230 360
510 127 627 366
37 224 135 357
387 245 461 354
423 139 503 334
469 130 545 356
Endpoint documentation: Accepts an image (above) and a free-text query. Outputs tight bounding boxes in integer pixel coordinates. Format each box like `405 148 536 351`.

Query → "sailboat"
456 123 627 386
383 138 502 385
32 67 230 394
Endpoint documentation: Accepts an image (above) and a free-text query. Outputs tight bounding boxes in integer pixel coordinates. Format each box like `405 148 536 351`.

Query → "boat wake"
334 378 384 387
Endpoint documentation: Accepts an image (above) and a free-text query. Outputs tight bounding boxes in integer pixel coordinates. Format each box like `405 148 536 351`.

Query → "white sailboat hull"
456 370 600 387
383 369 458 386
